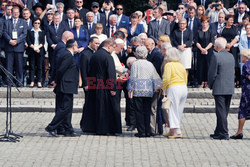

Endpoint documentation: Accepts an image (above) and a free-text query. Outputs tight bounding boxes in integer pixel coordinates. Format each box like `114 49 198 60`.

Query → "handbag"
162 96 171 110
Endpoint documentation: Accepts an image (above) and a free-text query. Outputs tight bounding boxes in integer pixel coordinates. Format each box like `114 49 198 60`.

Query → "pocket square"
19 26 24 28
121 21 126 23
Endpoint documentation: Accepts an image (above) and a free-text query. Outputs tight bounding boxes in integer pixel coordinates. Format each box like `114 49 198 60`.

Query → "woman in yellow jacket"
162 47 188 138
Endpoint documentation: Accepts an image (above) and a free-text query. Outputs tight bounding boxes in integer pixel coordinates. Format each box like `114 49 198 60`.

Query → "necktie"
157 20 160 29
188 19 193 30
89 23 92 31
111 26 114 37
55 25 58 33
70 20 73 29
27 21 29 27
13 19 17 29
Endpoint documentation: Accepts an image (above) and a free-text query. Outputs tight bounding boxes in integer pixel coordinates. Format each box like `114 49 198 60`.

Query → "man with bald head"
144 38 164 135
51 31 74 86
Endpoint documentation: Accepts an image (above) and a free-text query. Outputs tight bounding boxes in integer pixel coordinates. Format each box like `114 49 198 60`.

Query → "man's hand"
52 44 57 50
78 47 84 53
10 40 17 46
51 81 56 88
110 91 116 96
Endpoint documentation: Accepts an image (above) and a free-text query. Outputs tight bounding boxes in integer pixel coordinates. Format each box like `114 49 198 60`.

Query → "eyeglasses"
238 7 245 9
34 22 40 24
76 1 82 3
116 8 123 10
92 6 99 8
178 7 184 9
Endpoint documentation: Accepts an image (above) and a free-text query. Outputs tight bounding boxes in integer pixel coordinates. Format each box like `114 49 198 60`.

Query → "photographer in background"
205 0 229 23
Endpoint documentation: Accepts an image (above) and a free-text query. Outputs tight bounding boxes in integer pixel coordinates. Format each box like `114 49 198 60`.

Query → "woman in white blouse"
90 23 107 43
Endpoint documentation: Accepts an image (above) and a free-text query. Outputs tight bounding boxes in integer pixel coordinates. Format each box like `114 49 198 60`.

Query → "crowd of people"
0 0 249 139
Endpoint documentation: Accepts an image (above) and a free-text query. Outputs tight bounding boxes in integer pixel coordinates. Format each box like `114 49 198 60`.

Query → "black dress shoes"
45 127 58 137
64 132 80 137
230 133 243 139
213 135 229 140
127 125 136 131
210 134 217 138
134 133 146 138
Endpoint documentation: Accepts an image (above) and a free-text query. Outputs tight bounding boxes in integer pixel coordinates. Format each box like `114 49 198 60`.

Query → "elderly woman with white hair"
162 47 188 139
231 49 250 139
127 46 161 137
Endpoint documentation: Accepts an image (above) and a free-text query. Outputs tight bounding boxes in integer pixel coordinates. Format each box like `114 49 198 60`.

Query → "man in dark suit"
148 7 170 43
56 2 67 22
3 6 27 86
51 31 74 85
62 8 76 30
195 0 212 9
83 12 96 36
45 39 79 137
91 2 106 26
115 4 129 29
186 6 201 39
234 2 249 25
104 14 118 38
210 12 226 37
208 37 235 140
73 0 89 24
144 38 163 135
100 0 114 26
0 17 4 54
46 12 69 83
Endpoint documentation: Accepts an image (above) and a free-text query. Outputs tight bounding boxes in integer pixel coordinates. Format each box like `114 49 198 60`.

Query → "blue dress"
238 59 250 119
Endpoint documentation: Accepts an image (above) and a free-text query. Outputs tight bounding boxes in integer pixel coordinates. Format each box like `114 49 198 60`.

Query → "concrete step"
0 98 240 113
0 87 242 99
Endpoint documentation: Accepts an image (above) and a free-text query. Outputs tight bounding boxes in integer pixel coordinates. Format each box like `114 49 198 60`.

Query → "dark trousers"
123 83 136 126
47 92 74 133
29 52 43 82
6 51 23 84
80 89 89 127
214 95 232 137
134 97 151 135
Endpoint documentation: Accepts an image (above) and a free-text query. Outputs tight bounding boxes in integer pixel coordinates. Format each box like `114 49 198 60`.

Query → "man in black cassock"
81 38 122 135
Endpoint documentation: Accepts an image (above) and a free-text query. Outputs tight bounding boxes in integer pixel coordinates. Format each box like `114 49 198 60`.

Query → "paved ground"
0 112 249 166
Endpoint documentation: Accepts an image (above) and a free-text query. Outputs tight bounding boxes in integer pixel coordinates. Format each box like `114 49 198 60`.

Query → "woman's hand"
178 45 185 52
78 47 84 53
36 49 40 53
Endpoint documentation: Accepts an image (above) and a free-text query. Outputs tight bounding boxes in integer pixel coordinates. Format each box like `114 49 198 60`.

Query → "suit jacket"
169 21 179 36
117 14 129 29
148 18 170 43
234 12 249 24
100 10 114 26
93 12 106 26
0 18 4 50
83 22 96 36
23 0 37 10
46 22 69 47
208 49 235 95
70 27 89 50
195 0 212 9
62 19 75 30
51 40 66 82
147 48 163 76
186 17 201 40
80 47 95 87
3 18 28 52
104 25 118 38
42 0 65 7
55 49 79 94
210 22 225 37
239 34 249 51
171 28 193 48
26 19 33 30
127 23 145 41
26 29 46 55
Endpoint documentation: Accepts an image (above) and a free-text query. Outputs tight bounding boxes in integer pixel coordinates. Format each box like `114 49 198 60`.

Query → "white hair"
138 33 148 38
109 14 117 21
126 57 137 67
165 47 181 62
135 46 148 59
240 49 250 59
86 11 94 17
115 38 124 45
161 42 172 50
215 37 227 49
